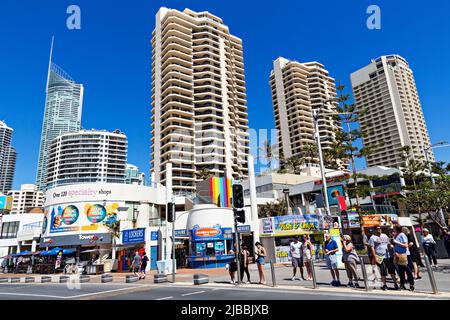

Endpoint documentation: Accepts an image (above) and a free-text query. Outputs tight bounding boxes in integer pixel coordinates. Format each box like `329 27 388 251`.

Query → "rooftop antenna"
45 36 54 91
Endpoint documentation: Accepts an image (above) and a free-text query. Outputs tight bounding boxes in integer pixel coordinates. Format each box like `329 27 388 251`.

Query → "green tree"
259 199 288 218
284 156 304 174
196 166 212 180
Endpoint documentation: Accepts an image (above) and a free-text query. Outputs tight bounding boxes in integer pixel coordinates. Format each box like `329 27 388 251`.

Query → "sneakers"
400 285 407 290
336 280 341 287
230 280 235 284
292 277 296 281
354 283 360 289
331 280 336 286
381 285 388 291
409 285 415 292
394 283 399 290
348 282 354 288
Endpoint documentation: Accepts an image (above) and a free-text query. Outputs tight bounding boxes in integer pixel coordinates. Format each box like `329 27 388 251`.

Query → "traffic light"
232 184 244 209
234 209 245 224
167 202 175 223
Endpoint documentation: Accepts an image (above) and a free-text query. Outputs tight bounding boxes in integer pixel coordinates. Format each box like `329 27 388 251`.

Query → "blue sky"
1 0 449 189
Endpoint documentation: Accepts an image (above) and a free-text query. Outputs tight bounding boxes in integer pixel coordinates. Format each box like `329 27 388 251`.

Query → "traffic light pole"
172 211 176 283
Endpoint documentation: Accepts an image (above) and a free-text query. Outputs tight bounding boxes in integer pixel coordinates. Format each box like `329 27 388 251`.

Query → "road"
0 282 446 300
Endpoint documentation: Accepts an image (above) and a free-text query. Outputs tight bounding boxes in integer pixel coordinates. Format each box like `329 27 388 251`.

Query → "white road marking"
181 290 206 296
66 286 144 299
0 292 66 299
156 296 173 300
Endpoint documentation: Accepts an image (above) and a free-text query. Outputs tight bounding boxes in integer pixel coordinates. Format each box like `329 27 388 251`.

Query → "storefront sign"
327 185 345 206
237 225 251 233
122 228 145 245
151 231 159 240
39 233 111 247
174 229 187 237
191 225 233 241
262 218 273 234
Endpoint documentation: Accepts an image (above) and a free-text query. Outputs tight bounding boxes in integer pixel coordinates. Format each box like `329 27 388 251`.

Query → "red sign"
194 228 220 238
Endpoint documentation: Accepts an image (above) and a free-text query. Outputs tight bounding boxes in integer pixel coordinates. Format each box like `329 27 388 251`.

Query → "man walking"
290 236 305 281
324 233 340 286
130 251 142 279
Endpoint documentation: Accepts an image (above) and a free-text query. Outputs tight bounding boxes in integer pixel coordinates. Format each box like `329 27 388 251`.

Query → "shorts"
133 266 140 273
256 257 265 266
326 255 338 269
385 258 396 275
376 259 389 277
292 257 303 268
229 262 237 272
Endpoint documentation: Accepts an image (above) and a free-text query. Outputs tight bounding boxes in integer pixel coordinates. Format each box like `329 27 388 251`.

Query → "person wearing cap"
369 226 391 290
324 233 340 286
422 228 438 267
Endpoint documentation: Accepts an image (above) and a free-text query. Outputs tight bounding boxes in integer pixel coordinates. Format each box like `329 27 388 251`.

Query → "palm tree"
301 144 318 165
105 221 120 262
259 199 287 218
284 156 304 174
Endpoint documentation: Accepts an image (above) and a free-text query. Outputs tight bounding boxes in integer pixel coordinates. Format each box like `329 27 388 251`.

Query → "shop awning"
40 247 63 256
12 250 32 257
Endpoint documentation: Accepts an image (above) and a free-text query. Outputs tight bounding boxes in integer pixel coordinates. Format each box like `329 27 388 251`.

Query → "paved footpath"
0 259 448 299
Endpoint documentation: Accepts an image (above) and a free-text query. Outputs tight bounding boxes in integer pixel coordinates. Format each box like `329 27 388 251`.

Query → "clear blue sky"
1 0 449 189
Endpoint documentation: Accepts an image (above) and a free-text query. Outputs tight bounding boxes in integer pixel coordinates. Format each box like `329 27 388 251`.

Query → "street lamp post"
313 108 331 216
423 141 449 227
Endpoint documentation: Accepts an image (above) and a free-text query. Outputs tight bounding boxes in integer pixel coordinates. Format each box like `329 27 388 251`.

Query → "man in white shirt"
290 236 305 281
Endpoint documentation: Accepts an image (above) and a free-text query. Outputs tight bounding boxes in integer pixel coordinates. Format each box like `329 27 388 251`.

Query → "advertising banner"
44 201 121 235
362 214 398 227
260 215 319 236
275 246 291 263
40 233 111 247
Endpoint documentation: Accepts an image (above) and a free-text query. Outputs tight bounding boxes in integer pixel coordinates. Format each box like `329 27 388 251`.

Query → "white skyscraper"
36 39 84 191
151 8 250 193
351 55 434 168
0 121 16 194
270 57 340 163
46 129 128 189
7 184 44 214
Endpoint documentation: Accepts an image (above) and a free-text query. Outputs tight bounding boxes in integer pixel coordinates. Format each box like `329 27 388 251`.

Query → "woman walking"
255 242 267 285
227 250 238 284
341 235 360 288
239 245 251 284
301 235 313 280
422 228 438 267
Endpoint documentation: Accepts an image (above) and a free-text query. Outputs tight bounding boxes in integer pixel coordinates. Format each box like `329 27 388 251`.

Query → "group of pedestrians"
289 235 313 281
227 242 268 285
130 251 149 280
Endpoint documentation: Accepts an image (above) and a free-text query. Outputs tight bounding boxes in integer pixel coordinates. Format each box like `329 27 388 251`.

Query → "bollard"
423 255 438 294
126 275 139 283
10 277 20 283
41 276 52 283
269 259 276 287
310 259 318 289
79 275 90 283
25 277 35 283
359 256 370 291
101 274 113 283
193 274 209 285
0 278 8 283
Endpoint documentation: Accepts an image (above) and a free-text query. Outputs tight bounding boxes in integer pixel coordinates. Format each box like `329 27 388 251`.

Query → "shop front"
186 205 236 269
259 214 326 264
117 228 146 272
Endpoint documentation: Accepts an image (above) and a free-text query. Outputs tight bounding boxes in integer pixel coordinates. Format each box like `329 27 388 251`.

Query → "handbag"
375 255 384 265
394 253 408 266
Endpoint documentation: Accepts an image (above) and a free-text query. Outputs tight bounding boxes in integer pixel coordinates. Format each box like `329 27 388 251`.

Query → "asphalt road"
0 282 445 300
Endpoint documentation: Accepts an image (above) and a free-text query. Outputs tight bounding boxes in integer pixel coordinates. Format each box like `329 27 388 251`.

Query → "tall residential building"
7 184 44 214
0 121 16 194
151 8 250 193
46 129 128 189
36 40 84 191
125 164 146 185
270 57 339 163
350 55 434 168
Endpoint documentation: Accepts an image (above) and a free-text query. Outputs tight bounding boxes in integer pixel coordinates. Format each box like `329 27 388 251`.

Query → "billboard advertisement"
327 185 345 206
0 196 13 210
260 215 319 236
43 201 121 236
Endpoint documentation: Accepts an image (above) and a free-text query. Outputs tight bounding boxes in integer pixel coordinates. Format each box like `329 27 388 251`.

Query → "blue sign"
190 225 233 241
175 229 188 237
122 228 145 244
237 225 251 233
150 231 158 241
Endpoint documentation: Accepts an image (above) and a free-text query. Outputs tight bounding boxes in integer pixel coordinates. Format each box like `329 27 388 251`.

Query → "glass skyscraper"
35 41 84 191
0 121 16 194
